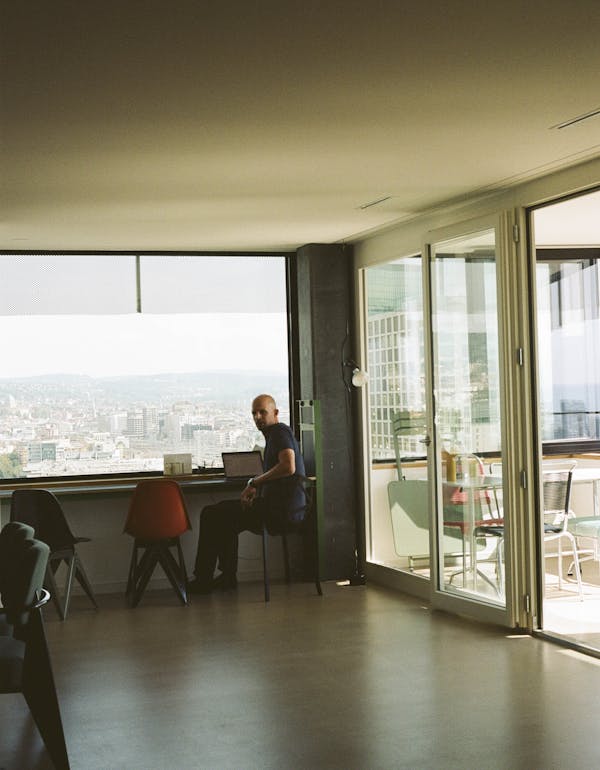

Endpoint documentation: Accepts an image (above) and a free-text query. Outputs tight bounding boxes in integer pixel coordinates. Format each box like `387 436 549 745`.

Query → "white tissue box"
163 453 193 476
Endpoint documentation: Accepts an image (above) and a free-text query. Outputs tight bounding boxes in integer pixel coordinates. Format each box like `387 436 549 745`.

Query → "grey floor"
3 581 600 770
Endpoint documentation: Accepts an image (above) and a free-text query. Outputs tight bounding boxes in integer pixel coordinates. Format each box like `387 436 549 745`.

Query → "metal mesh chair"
542 466 583 600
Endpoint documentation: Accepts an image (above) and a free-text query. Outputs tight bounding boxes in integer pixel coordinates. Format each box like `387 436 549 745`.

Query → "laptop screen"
222 450 264 480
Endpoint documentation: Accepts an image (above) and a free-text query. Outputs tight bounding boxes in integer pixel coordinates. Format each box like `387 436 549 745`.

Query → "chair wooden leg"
157 544 188 605
46 552 93 621
262 526 270 602
131 548 158 607
126 543 139 602
44 563 63 619
74 555 99 610
59 556 77 621
128 541 190 607
175 538 189 597
45 557 76 621
22 608 70 770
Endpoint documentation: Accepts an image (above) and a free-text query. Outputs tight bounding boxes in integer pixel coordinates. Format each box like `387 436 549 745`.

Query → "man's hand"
241 484 257 508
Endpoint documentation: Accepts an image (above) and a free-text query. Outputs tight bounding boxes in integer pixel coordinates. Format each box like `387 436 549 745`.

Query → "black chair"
10 489 98 621
261 481 323 602
0 521 71 770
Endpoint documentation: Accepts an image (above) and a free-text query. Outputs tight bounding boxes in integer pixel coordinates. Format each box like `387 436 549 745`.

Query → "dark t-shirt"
261 422 306 528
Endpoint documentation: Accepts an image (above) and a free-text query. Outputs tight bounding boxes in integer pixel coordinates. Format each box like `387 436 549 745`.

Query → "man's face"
252 397 278 432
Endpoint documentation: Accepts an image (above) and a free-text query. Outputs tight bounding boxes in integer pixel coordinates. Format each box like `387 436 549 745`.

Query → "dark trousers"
193 498 269 583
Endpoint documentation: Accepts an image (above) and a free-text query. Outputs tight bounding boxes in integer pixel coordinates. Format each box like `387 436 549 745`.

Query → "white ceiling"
2 1 600 252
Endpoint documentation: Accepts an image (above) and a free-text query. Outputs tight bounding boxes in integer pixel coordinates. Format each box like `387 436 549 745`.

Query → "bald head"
251 394 279 432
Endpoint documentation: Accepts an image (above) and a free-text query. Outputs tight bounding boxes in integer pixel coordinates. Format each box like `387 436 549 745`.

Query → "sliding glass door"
531 188 600 652
429 227 506 612
363 219 511 621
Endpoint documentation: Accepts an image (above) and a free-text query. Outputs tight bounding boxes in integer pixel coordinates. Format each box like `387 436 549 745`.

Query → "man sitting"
189 393 306 593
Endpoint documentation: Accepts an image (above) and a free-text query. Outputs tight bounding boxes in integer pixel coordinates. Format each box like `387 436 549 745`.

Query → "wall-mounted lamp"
351 366 369 388
343 359 369 389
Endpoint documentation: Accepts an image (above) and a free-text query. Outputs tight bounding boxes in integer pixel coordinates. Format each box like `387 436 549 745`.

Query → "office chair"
10 489 98 621
261 479 322 602
0 521 70 770
124 478 192 607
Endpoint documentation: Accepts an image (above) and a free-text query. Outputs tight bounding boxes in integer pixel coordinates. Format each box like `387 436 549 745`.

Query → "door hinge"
520 469 527 489
513 224 520 243
516 347 524 366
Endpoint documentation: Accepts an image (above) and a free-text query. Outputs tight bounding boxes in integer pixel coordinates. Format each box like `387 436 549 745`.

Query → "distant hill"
0 370 289 406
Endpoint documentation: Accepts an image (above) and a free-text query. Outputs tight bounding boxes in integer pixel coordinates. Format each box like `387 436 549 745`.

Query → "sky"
0 313 288 378
0 254 289 378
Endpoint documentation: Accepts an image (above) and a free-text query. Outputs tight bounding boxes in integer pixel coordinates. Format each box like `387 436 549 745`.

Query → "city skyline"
0 369 291 478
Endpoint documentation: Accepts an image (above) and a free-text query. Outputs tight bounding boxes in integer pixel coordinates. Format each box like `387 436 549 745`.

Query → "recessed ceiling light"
550 107 600 130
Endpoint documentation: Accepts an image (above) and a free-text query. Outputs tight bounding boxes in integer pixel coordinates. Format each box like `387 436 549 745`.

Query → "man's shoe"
212 573 237 591
188 578 214 595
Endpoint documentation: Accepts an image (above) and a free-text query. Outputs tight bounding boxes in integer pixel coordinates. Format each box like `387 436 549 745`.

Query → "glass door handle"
419 435 431 446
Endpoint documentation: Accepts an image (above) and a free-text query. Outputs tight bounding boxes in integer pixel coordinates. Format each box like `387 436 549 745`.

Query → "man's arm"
241 448 295 506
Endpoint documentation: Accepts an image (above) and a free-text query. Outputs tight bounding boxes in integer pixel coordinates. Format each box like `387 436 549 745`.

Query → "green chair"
568 517 600 579
0 521 70 770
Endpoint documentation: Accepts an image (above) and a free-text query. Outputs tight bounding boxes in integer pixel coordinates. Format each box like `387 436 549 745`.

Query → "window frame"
0 249 297 486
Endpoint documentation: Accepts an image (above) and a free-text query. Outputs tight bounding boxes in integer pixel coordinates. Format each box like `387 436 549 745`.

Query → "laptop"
222 450 264 480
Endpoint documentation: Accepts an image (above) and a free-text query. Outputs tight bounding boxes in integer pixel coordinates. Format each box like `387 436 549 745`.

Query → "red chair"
124 479 192 607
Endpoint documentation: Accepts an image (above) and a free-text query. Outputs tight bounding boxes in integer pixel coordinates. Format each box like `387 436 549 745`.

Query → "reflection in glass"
366 258 425 462
536 256 600 443
366 256 429 575
431 230 505 605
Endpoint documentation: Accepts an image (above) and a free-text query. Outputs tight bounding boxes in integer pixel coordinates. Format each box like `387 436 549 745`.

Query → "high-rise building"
126 411 144 438
142 406 159 437
367 310 425 461
367 261 425 461
110 412 128 434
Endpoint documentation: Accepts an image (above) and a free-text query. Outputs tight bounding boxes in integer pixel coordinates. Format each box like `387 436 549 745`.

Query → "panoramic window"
533 188 600 449
0 254 289 480
536 252 600 444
